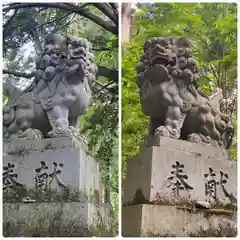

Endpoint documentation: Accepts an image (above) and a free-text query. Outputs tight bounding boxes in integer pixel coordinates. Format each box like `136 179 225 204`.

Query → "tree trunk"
121 3 133 43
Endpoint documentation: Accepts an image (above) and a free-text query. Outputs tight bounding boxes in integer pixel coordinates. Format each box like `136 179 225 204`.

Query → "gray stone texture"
3 33 97 142
3 137 100 199
136 37 234 149
145 136 229 160
123 138 237 205
4 202 112 233
122 204 237 237
3 136 87 153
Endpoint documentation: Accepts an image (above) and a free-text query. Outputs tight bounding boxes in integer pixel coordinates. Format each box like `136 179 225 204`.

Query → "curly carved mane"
3 33 98 141
137 36 229 121
136 36 233 148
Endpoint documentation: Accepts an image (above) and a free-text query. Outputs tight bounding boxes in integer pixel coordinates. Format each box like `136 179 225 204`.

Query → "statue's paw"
168 128 181 139
67 126 88 146
49 127 88 146
18 128 43 140
217 140 225 148
187 133 202 143
50 126 78 137
154 126 170 138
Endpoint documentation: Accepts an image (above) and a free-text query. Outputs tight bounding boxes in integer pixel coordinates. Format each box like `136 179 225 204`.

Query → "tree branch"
93 81 117 95
109 3 118 10
35 12 72 31
95 81 115 91
32 7 48 19
97 66 118 83
92 3 118 25
53 14 76 32
3 3 117 35
3 69 34 78
3 9 18 29
92 47 111 51
4 66 118 85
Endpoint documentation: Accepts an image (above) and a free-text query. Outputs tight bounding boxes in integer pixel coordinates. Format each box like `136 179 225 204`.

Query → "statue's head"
139 36 201 88
138 36 199 75
36 34 97 87
143 37 177 68
41 33 68 69
136 37 178 88
66 35 98 86
66 35 92 58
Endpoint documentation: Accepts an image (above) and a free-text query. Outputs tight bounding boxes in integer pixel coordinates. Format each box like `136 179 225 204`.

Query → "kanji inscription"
167 161 193 196
35 161 49 192
204 167 217 199
204 167 237 203
35 161 67 192
49 162 67 189
3 163 23 191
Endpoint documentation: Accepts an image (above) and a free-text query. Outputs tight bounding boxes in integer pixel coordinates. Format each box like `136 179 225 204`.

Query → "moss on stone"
145 222 236 237
3 187 100 204
125 189 237 212
3 207 117 237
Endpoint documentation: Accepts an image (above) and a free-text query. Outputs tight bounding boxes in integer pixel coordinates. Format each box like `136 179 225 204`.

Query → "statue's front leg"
155 104 187 139
47 106 72 137
69 117 88 146
47 107 88 146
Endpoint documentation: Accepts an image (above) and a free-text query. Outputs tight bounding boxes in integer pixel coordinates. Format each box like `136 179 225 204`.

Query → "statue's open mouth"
150 53 177 68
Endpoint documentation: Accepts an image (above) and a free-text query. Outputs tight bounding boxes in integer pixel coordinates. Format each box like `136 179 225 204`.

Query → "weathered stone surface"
123 145 237 205
3 136 87 154
3 202 112 236
122 204 237 237
145 136 228 160
3 33 97 142
136 36 235 148
3 138 100 200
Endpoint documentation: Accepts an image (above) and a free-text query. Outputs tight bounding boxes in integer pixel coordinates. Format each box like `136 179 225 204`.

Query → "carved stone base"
4 136 88 153
122 204 237 237
124 137 237 207
144 136 228 160
3 137 99 202
3 202 113 237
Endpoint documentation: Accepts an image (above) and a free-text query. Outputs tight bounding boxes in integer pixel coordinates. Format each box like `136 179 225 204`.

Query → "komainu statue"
3 33 98 142
136 36 234 148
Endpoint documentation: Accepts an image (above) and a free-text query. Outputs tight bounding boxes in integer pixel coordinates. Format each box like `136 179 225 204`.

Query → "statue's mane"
35 34 98 88
137 36 230 122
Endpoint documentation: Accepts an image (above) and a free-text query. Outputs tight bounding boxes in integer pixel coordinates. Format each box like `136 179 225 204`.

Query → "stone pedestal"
122 204 237 237
3 137 100 201
3 138 114 237
122 137 237 237
3 202 113 237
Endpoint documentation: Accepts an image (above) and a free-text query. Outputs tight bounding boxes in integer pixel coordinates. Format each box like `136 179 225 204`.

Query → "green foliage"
122 2 237 178
122 41 148 178
79 95 118 209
